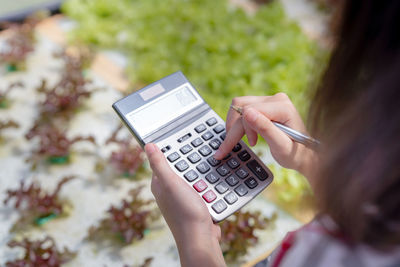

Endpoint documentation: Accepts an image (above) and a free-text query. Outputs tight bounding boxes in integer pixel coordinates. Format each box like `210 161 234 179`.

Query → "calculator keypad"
161 115 272 222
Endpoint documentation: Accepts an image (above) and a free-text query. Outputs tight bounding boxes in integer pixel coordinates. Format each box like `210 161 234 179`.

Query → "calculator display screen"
126 83 203 137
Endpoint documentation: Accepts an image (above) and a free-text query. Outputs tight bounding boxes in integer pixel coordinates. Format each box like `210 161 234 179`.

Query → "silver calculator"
112 71 273 222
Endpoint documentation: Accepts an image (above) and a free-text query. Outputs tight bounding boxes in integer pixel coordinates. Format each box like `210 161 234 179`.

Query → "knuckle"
275 92 289 100
231 97 241 106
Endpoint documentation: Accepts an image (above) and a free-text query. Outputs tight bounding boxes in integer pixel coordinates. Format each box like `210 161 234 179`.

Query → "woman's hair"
308 0 400 249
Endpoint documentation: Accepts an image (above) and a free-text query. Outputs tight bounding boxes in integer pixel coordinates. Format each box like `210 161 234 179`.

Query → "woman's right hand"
214 93 317 181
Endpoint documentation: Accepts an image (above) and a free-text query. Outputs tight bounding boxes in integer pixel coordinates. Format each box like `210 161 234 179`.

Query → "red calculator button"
193 180 208 192
202 190 217 203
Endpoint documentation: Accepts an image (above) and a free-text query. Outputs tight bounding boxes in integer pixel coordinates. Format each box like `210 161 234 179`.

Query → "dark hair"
308 0 400 249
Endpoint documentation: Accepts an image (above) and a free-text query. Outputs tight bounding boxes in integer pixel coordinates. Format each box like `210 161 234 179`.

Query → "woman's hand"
214 93 317 180
145 143 225 267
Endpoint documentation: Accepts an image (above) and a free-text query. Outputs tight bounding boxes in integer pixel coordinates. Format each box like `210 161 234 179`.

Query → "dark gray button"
196 161 210 174
238 150 251 162
220 132 226 141
245 177 258 189
225 174 239 186
180 144 193 154
199 145 212 156
188 152 201 163
201 131 214 141
205 172 220 184
195 124 206 133
212 200 227 214
213 124 225 134
207 156 221 167
232 143 242 152
215 181 229 194
184 170 198 182
224 191 238 204
247 160 268 181
167 152 180 162
161 145 171 153
206 117 217 126
209 139 221 150
191 138 203 147
175 160 189 172
216 164 230 176
236 168 249 179
178 133 192 143
234 184 248 196
227 157 240 169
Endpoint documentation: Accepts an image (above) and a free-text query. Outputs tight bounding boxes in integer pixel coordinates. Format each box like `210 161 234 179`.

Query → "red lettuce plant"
0 82 23 108
6 236 75 267
219 210 277 262
3 176 75 227
88 186 159 244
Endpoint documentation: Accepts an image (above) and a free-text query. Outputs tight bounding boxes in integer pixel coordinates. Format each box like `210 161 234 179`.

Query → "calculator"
112 71 273 222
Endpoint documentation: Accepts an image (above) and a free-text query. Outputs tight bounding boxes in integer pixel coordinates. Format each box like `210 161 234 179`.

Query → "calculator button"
180 144 193 155
199 145 212 157
225 174 239 186
223 153 232 160
195 124 207 133
234 184 248 196
196 162 211 174
191 138 203 147
215 181 229 194
209 139 221 150
193 180 208 192
232 143 242 152
201 131 214 141
220 132 226 141
216 164 230 177
238 150 251 162
161 145 171 153
245 177 258 189
227 157 240 169
207 156 221 167
236 168 249 179
188 152 201 163
205 172 220 184
224 191 238 205
212 200 227 214
175 160 189 172
202 190 217 203
184 170 199 182
213 124 225 134
247 160 269 181
177 133 192 143
167 152 180 162
206 117 217 126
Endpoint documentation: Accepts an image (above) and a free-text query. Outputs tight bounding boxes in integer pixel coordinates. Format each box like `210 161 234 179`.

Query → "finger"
214 118 244 159
226 96 268 131
242 119 258 146
145 143 176 184
150 174 162 197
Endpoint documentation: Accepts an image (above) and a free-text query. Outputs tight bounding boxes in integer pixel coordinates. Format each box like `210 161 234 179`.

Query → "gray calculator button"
207 156 221 167
199 145 212 156
220 132 226 141
175 160 189 172
238 150 251 162
234 184 248 196
247 160 269 181
212 200 227 214
245 177 258 189
213 124 225 134
167 152 180 162
180 144 193 155
191 138 203 147
236 168 249 179
201 131 214 141
161 145 171 153
227 157 240 169
215 181 229 194
216 164 230 177
232 143 242 152
188 152 201 163
195 124 206 133
209 139 221 150
225 174 239 186
184 170 198 182
196 161 210 174
206 117 217 126
224 191 238 205
205 172 220 184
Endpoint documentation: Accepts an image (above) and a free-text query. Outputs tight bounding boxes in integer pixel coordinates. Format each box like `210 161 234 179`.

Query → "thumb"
145 143 176 180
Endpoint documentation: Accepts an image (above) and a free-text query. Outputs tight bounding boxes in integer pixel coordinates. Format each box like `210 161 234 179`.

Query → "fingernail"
245 108 259 123
214 150 222 159
145 143 157 155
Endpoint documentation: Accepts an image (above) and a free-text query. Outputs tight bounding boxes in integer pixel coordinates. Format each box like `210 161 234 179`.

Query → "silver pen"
230 105 320 149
